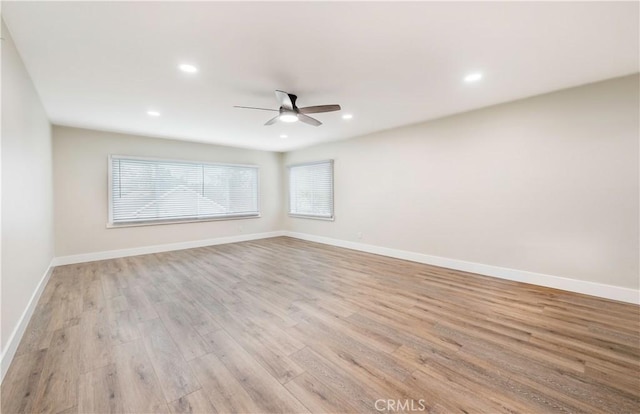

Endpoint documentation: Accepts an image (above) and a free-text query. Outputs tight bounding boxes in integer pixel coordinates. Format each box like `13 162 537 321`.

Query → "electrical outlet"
356 232 363 240
238 225 244 233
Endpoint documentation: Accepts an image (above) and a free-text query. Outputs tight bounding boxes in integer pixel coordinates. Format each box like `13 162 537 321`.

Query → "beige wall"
1 21 54 353
53 126 283 256
284 75 640 290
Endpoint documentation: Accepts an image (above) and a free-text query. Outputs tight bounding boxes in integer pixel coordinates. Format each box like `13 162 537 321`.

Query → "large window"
288 160 334 219
109 155 259 225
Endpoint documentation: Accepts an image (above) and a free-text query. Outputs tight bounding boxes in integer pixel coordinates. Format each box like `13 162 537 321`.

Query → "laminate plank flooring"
77 363 123 414
139 319 201 403
31 325 81 413
2 237 639 413
168 389 218 414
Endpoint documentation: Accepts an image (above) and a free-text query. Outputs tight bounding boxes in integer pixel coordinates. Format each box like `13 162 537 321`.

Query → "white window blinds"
109 156 259 225
288 160 334 219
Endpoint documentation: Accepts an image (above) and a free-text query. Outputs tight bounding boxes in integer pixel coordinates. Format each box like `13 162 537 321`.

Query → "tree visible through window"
109 156 259 225
288 160 334 219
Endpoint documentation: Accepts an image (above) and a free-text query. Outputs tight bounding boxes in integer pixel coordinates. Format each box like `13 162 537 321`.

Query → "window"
288 160 334 219
109 155 259 225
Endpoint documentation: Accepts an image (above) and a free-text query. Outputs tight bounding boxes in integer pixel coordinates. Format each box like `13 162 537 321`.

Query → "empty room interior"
1 1 639 413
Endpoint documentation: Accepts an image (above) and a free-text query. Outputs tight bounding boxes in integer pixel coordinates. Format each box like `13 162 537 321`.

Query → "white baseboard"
1 261 55 382
52 231 286 266
284 231 639 305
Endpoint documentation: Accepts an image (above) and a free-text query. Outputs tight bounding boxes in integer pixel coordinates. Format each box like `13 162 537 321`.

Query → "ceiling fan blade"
275 90 293 110
298 104 341 114
297 113 322 127
264 115 280 126
233 106 278 111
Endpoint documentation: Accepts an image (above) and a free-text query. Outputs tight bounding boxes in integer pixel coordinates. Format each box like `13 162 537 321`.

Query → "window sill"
288 214 335 222
107 214 261 228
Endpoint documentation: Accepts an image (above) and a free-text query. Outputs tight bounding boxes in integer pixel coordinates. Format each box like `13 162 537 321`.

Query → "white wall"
53 126 283 257
1 20 54 357
284 75 640 290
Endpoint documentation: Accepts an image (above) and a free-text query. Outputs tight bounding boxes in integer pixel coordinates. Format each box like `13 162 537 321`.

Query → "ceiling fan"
234 90 341 127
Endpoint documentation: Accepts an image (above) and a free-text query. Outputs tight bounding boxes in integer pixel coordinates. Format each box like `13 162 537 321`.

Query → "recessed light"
147 110 161 117
342 114 353 120
280 114 298 123
179 64 198 73
280 134 288 139
464 72 483 83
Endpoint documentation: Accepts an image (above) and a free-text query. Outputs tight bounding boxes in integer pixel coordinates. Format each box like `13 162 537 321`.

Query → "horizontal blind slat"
110 157 259 224
288 161 333 218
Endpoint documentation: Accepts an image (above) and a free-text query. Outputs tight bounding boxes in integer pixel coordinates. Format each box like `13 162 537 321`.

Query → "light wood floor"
2 237 639 413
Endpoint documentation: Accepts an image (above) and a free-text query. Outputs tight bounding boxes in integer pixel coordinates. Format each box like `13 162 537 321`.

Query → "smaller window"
288 160 334 220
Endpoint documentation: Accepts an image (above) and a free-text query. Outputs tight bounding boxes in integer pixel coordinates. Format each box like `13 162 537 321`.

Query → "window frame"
107 154 261 228
287 159 335 221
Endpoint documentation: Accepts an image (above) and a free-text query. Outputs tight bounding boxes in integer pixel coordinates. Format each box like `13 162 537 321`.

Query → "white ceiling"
3 1 638 152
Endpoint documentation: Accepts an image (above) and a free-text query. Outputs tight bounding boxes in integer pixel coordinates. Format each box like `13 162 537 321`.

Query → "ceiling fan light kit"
234 90 341 127
279 113 298 123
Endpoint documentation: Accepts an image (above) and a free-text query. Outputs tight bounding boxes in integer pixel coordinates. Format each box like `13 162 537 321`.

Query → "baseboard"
1 261 55 383
284 231 639 305
52 231 287 266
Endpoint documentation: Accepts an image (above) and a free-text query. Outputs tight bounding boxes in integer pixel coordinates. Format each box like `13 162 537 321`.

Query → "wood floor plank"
77 363 123 413
82 265 106 311
0 349 48 414
290 346 381 413
121 285 158 322
112 339 169 413
292 301 400 354
216 316 305 384
107 307 141 346
168 389 218 414
56 405 78 414
168 294 221 337
107 295 129 313
139 318 201 402
347 311 461 357
395 344 573 413
244 316 306 356
203 330 309 413
436 324 637 412
79 308 112 374
410 306 588 374
47 272 83 332
585 359 640 397
289 330 425 411
284 372 361 413
406 367 510 413
290 319 414 382
31 325 81 414
14 302 54 357
101 272 122 299
154 300 212 361
237 338 304 385
188 353 262 413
